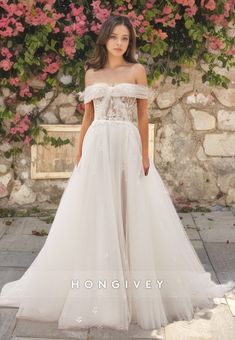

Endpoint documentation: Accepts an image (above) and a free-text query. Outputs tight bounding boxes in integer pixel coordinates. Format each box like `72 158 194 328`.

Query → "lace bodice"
81 82 148 122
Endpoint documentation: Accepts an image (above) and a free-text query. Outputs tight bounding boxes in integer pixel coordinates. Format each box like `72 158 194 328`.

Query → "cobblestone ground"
0 209 235 340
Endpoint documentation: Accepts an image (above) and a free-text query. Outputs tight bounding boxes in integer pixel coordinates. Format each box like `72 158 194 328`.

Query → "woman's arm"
134 64 149 175
75 70 94 164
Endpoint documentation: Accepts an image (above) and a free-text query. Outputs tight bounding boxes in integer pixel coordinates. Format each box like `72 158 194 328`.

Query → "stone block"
203 133 235 156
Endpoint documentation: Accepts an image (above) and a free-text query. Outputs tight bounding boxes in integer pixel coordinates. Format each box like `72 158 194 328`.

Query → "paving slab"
180 214 201 240
13 319 88 339
204 242 235 283
89 323 165 339
203 242 235 290
0 234 47 252
0 268 26 290
0 250 38 268
191 241 211 265
178 213 198 229
185 227 201 240
191 210 234 221
0 219 9 239
4 217 51 235
0 308 18 340
216 271 235 286
191 211 235 242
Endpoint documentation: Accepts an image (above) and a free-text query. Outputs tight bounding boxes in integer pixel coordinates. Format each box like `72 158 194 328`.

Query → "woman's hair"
84 15 137 71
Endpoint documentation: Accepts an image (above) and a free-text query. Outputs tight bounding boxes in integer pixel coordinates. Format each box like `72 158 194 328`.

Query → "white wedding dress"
0 82 234 331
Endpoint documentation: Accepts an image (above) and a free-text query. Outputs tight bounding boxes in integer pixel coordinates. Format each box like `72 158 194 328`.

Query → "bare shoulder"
132 63 147 86
85 68 96 87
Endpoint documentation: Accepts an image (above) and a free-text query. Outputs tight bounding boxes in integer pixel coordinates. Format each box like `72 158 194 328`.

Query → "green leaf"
185 19 193 29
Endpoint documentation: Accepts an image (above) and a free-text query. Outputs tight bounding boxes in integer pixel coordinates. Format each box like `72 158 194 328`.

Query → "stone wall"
0 67 235 210
148 68 235 208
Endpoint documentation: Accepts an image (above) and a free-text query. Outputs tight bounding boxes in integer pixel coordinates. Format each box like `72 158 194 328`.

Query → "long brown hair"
85 15 137 71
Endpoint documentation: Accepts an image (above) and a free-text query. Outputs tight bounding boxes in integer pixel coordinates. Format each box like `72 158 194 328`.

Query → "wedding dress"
0 82 234 331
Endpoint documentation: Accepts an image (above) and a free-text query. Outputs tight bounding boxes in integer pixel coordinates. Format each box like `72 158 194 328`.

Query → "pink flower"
139 27 146 33
1 47 13 59
163 6 172 15
9 77 20 86
142 20 149 27
37 72 48 81
186 4 198 16
23 135 32 145
15 112 21 122
158 29 168 40
19 84 32 98
0 59 13 71
91 1 111 24
10 112 31 137
90 22 102 34
210 14 228 27
53 27 60 33
146 2 153 9
208 36 225 50
175 13 182 20
43 61 60 74
201 0 216 11
15 21 24 33
168 19 177 27
24 5 64 29
63 36 76 59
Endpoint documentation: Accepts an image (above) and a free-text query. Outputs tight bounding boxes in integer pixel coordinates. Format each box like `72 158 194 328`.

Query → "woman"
0 14 234 331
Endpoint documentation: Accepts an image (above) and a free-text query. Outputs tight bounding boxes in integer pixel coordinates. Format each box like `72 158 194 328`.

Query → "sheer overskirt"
0 118 234 330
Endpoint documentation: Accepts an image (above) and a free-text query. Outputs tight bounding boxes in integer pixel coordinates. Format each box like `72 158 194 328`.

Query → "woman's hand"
142 155 150 176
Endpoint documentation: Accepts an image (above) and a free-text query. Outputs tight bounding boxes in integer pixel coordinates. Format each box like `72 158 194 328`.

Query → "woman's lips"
114 48 122 51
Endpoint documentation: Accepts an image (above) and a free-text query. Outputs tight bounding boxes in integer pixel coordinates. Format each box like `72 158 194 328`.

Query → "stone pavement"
0 208 235 340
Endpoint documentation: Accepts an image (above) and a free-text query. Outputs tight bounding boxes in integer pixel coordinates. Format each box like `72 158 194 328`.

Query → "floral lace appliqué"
93 96 137 122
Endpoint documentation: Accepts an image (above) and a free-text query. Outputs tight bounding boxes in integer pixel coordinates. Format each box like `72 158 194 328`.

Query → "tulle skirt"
0 119 234 330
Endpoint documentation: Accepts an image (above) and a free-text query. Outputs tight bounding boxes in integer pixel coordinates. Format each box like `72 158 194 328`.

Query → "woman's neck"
104 58 128 70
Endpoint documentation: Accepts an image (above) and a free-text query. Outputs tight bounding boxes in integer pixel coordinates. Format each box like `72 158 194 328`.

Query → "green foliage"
0 0 234 156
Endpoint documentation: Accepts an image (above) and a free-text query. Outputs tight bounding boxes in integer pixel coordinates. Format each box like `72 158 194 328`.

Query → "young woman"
0 15 234 332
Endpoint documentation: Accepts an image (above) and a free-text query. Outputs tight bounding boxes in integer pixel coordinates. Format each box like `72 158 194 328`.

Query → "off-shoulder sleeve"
112 84 149 99
83 85 107 104
133 84 148 99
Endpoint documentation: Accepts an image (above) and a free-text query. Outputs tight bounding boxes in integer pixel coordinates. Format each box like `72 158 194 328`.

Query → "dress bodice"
82 83 148 123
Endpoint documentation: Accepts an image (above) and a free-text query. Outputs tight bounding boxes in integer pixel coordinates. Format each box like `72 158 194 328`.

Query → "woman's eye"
110 36 129 41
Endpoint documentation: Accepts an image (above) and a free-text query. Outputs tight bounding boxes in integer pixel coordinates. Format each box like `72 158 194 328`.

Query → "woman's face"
105 24 130 57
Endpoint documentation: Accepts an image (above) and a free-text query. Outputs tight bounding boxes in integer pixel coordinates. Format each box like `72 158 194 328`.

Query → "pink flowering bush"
0 106 71 158
0 0 234 157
